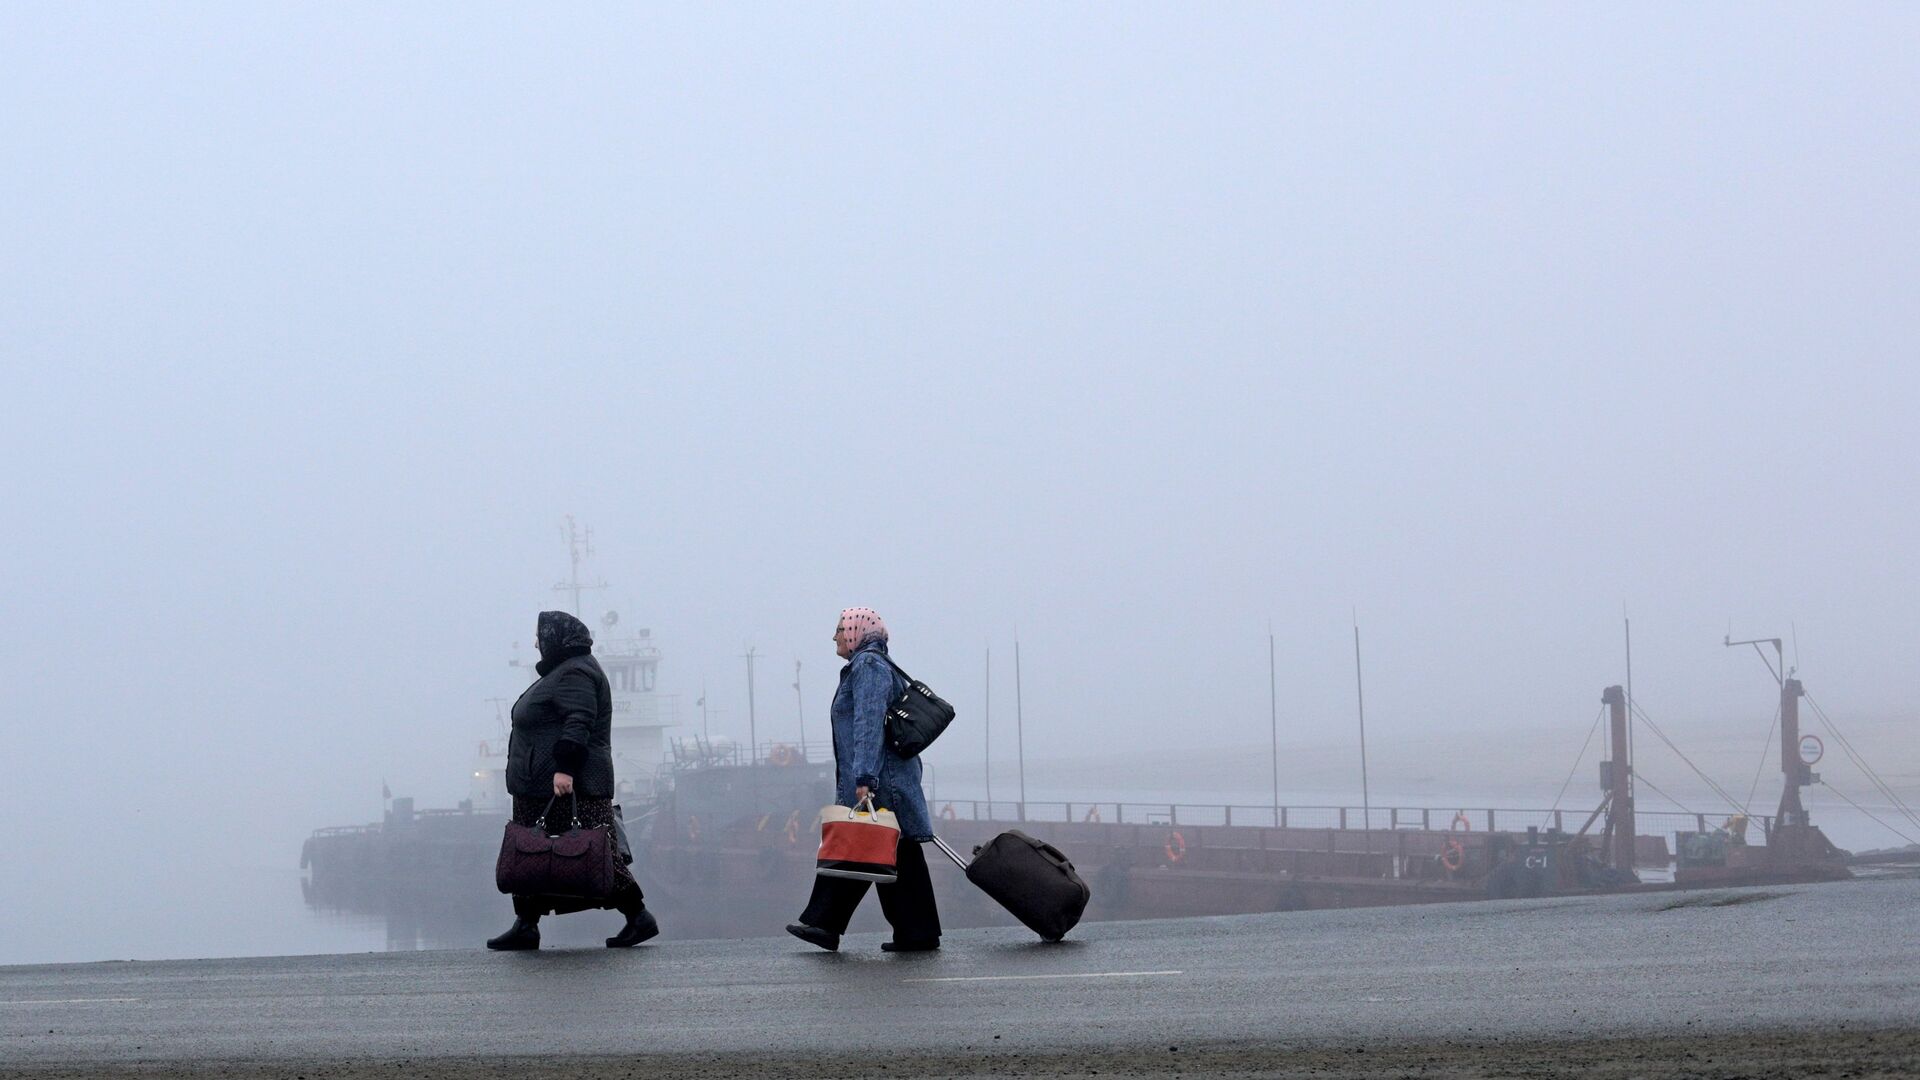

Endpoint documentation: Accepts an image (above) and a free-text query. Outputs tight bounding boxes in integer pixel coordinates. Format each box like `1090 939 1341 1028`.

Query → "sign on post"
1798 734 1824 766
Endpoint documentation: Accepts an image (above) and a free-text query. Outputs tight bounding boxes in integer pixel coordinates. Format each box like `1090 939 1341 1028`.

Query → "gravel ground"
6 877 1915 1077
6 1030 1919 1079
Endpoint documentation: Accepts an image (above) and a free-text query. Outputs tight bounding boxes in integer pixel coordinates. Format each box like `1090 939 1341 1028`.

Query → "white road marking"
0 997 141 1006
905 970 1183 984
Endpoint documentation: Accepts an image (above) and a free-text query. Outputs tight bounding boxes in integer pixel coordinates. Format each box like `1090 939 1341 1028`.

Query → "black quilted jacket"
506 654 615 798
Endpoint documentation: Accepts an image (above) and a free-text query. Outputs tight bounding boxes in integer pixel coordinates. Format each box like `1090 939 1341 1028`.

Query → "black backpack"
877 654 956 758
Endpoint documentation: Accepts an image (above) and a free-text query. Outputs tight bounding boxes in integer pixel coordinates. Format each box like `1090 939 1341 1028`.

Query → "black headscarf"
535 610 594 675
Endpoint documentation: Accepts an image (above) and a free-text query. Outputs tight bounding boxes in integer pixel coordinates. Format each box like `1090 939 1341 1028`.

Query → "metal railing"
665 737 834 770
925 800 1772 846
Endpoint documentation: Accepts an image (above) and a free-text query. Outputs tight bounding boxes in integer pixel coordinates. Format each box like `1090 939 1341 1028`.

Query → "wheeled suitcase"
931 830 1090 941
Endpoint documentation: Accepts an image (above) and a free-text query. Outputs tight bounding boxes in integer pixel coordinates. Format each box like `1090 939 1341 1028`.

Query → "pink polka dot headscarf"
835 607 888 655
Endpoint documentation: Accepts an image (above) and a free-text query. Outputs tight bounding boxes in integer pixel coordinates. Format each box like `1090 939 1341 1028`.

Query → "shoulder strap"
873 651 915 685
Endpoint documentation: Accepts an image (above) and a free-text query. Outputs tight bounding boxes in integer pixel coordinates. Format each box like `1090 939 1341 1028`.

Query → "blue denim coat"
831 639 932 841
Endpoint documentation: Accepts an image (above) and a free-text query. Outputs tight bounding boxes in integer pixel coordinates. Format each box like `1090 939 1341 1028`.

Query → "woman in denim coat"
786 608 940 952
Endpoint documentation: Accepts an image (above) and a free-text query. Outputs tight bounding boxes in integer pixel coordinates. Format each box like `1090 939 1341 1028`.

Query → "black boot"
486 917 540 951
786 922 840 952
606 907 659 948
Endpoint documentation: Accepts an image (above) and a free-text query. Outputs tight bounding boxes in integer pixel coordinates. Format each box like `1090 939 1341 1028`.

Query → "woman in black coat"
487 610 658 950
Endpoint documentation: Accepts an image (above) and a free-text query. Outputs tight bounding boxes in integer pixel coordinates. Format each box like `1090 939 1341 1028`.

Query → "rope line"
1804 694 1920 833
1550 704 1608 813
1808 694 1920 828
1629 770 1698 816
1629 700 1747 814
1817 781 1919 848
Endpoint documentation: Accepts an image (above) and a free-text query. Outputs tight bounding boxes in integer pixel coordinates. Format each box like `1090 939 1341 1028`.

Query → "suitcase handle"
929 834 971 870
930 834 1073 872
1033 840 1073 868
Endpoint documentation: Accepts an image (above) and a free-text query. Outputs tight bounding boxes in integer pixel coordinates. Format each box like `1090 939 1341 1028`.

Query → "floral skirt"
509 794 640 915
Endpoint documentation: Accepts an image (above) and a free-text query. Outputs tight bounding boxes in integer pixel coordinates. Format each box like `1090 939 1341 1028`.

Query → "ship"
302 537 1859 949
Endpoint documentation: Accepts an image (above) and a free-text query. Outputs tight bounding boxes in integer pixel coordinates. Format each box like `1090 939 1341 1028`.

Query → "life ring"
769 744 799 766
1452 811 1472 832
1440 837 1466 873
687 816 701 843
940 803 957 821
1083 805 1103 823
1165 830 1187 864
784 810 802 845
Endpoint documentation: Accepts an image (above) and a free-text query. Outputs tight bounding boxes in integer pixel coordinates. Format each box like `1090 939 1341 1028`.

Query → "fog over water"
3 6 1917 966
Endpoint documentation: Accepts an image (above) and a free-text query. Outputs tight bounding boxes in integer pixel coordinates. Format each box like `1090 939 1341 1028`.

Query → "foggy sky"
3 4 1917 964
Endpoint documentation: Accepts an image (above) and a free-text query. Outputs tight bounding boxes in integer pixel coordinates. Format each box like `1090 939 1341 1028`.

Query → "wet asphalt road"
2 876 1915 1068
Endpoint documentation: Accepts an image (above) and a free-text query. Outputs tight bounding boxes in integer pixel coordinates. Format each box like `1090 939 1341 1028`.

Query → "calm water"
3 779 1908 968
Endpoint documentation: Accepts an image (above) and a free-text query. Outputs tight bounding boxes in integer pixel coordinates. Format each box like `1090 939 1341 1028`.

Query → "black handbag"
494 794 618 899
878 654 956 758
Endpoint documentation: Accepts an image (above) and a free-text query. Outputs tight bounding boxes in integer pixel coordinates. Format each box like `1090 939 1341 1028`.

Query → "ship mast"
1725 635 1809 828
553 515 608 617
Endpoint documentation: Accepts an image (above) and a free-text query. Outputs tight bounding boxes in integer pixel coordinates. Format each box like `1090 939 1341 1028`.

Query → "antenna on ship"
553 515 608 617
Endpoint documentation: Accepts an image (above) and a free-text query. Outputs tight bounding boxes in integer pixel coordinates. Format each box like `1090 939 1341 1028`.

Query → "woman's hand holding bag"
814 794 901 884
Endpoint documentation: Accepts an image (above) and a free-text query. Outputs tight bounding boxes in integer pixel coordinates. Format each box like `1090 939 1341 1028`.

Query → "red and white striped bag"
815 796 901 883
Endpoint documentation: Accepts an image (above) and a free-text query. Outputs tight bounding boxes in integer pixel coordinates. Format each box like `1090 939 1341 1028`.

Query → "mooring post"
1778 678 1809 827
1602 685 1635 874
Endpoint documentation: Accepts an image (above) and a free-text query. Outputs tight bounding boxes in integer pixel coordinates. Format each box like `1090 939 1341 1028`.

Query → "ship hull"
303 764 1851 949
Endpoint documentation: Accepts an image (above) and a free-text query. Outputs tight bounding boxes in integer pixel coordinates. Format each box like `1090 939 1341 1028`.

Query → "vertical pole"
984 648 993 811
793 660 806 759
744 647 758 763
1269 628 1279 825
1624 615 1635 792
1353 623 1371 850
1015 639 1027 821
568 517 582 615
1778 678 1807 826
1603 685 1634 874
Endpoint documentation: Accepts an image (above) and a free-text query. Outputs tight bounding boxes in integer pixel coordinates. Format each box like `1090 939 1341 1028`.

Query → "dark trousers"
514 878 645 921
799 838 941 943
